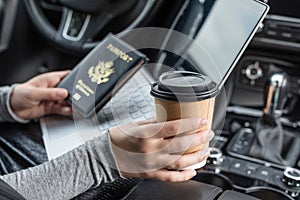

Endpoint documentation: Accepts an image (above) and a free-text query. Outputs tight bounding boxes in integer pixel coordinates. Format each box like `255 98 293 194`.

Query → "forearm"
1 133 121 200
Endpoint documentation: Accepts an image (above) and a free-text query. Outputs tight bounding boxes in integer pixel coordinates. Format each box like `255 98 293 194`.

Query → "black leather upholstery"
0 179 26 200
217 190 259 200
122 179 264 200
0 121 47 175
123 179 223 200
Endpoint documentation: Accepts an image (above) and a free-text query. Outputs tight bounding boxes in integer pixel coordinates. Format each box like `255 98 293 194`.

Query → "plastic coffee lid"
151 71 219 102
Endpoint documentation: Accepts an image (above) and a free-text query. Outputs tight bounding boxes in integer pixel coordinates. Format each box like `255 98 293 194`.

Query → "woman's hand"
109 118 214 182
10 70 72 120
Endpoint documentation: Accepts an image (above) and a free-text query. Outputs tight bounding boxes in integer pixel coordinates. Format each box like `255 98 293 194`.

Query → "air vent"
259 19 300 43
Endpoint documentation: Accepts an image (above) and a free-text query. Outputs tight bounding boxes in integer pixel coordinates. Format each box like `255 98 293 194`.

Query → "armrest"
217 190 260 200
122 179 222 200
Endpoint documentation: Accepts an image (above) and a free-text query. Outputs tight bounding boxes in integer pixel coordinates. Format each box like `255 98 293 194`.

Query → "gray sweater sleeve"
0 86 16 123
0 85 30 123
0 132 122 200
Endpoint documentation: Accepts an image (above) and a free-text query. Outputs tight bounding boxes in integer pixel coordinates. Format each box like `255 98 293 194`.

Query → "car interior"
0 0 300 199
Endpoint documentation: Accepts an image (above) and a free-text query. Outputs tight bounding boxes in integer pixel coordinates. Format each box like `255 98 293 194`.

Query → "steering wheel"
23 0 157 54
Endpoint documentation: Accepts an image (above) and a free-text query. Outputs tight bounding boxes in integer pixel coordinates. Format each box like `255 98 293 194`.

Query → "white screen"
188 0 268 88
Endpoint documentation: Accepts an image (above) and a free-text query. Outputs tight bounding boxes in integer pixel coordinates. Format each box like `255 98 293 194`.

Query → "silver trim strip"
62 9 91 42
0 0 19 52
226 151 287 170
124 0 156 31
227 106 262 117
227 106 300 128
266 14 300 24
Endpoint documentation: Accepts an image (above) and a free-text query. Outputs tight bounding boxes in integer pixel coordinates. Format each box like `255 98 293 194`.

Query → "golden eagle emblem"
88 60 115 84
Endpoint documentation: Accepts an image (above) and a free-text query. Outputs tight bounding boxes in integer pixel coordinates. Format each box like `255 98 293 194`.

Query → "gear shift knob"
263 71 289 122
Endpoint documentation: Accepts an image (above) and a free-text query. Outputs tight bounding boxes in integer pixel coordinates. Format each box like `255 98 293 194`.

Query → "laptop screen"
187 0 269 89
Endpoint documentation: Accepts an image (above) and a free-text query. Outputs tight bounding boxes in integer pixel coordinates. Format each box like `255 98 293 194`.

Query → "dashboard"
253 0 300 51
231 0 300 114
202 1 300 199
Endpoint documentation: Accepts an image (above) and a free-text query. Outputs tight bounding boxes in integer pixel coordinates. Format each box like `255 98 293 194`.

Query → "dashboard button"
230 160 247 173
281 32 292 39
256 167 273 181
266 30 277 36
246 169 255 175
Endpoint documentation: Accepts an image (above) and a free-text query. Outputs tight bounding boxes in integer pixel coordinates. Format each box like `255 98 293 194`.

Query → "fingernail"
192 170 197 176
199 148 210 158
58 90 67 98
201 119 208 126
62 107 72 114
207 130 215 141
198 119 207 127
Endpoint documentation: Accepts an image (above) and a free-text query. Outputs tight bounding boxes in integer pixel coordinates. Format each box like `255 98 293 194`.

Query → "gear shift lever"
229 70 300 166
263 71 289 125
249 71 290 165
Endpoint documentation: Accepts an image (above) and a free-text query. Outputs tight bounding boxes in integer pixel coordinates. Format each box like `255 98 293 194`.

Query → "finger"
143 118 207 139
46 104 72 116
162 130 214 154
56 100 71 106
30 88 68 101
146 169 197 182
135 119 157 126
45 70 71 87
167 149 210 169
43 70 71 79
30 70 71 87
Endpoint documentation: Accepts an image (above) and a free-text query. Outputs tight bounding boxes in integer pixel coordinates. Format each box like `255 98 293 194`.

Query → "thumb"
31 88 68 101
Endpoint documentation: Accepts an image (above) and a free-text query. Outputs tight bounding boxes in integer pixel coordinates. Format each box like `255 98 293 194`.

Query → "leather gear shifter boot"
231 71 300 166
248 116 300 166
248 117 287 165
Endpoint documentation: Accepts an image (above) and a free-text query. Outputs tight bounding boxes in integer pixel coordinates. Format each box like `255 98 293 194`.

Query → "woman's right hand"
109 118 214 182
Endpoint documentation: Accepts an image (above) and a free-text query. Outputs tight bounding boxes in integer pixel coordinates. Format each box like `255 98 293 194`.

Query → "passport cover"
57 33 149 117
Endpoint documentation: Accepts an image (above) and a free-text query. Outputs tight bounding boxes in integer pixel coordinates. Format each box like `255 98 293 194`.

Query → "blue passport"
57 34 149 117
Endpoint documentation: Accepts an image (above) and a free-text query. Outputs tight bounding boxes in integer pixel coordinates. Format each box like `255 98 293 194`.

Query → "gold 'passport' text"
107 44 133 63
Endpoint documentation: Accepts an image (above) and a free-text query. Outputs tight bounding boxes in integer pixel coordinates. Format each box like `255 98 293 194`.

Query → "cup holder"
193 172 295 199
192 171 234 191
245 187 294 200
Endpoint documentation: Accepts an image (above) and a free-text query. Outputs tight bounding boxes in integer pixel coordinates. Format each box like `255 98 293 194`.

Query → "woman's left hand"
10 70 72 119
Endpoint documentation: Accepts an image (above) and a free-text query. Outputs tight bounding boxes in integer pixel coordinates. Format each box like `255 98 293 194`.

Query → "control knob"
282 167 300 188
242 61 263 86
207 147 223 165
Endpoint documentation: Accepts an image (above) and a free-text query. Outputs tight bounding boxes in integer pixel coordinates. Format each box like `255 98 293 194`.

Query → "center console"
203 1 300 199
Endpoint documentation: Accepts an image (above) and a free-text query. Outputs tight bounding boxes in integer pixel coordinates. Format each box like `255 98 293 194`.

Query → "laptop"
41 0 269 160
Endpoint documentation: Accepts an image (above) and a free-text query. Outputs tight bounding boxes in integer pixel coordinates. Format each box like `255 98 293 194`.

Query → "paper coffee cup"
150 71 219 169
